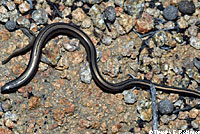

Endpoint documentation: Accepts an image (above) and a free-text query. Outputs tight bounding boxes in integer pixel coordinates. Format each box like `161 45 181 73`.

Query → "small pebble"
5 0 16 11
135 12 154 34
178 1 195 15
72 8 87 23
178 111 189 119
17 16 31 28
122 89 137 104
1 101 12 112
82 0 102 4
80 63 92 84
103 6 116 23
9 9 19 21
191 119 200 129
173 99 183 107
163 5 178 21
9 113 18 122
158 99 174 115
188 25 198 37
0 6 9 22
101 35 112 46
137 100 152 121
41 39 61 66
118 13 134 33
114 0 124 7
188 108 199 119
18 1 30 14
190 36 200 49
177 16 188 29
124 0 144 16
103 56 121 78
81 17 92 28
4 119 15 128
88 5 106 30
31 9 48 25
5 21 16 31
63 38 80 52
28 96 41 109
160 115 170 124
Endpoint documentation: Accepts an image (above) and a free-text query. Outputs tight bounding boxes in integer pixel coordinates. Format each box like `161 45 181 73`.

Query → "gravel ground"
0 0 200 134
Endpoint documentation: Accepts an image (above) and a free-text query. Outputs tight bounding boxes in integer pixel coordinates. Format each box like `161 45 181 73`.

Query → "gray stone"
178 1 195 15
163 5 178 21
158 99 174 114
103 6 116 23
